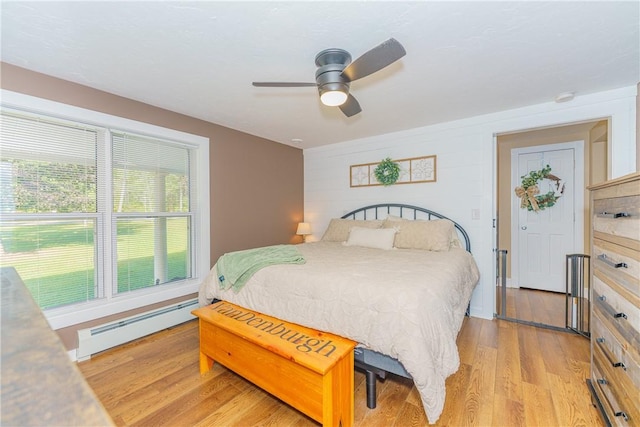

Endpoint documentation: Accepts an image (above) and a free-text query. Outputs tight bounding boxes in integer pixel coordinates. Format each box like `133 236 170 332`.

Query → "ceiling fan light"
320 90 348 106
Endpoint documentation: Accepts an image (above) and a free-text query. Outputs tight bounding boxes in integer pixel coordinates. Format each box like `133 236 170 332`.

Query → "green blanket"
216 244 305 292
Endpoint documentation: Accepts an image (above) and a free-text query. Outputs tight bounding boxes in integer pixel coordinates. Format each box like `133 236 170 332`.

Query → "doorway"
496 120 608 330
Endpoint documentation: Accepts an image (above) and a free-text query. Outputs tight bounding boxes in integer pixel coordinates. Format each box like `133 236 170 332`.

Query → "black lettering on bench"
315 340 337 357
213 302 337 357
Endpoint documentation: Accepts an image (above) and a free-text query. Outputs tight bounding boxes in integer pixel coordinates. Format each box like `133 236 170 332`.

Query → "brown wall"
1 63 304 349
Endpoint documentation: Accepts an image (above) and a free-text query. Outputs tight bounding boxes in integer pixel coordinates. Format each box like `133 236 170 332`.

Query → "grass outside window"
0 218 189 309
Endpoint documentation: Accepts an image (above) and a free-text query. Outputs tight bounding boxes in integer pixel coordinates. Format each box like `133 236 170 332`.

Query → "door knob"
521 226 527 230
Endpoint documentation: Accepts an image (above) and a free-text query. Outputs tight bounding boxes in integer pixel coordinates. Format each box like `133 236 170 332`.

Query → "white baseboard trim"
506 278 519 288
76 298 198 361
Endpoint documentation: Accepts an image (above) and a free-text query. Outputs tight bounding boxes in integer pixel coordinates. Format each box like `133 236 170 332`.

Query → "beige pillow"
321 219 383 242
383 218 454 251
449 231 463 248
344 227 397 250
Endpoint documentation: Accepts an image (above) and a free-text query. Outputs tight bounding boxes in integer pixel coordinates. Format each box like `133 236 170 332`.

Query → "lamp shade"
296 222 312 236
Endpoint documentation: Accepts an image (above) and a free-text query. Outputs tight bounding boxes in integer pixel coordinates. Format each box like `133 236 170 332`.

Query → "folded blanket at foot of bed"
216 244 305 292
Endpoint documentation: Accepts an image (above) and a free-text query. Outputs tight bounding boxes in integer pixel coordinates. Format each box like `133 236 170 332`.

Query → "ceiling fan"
252 38 406 117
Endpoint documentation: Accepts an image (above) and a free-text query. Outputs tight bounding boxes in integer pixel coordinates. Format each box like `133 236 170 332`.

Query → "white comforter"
199 241 480 423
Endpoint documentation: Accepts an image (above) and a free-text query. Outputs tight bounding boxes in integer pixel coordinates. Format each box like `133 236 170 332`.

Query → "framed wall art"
350 155 437 187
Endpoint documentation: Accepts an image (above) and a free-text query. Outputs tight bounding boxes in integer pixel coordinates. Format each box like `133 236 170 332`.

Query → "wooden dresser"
587 172 640 426
1 267 114 426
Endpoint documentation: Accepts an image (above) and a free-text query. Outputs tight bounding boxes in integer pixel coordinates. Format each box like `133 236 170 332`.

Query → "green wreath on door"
514 165 565 211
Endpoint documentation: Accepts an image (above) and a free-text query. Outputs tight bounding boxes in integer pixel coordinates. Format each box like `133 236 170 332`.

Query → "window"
0 90 209 328
111 132 193 294
1 111 103 309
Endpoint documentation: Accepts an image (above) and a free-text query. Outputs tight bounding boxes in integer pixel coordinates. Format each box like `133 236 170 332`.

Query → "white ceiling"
1 1 639 149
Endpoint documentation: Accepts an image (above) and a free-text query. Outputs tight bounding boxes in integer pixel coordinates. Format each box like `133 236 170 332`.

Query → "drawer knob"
596 337 627 370
614 312 628 319
597 254 628 269
597 378 608 385
615 411 629 422
597 211 630 219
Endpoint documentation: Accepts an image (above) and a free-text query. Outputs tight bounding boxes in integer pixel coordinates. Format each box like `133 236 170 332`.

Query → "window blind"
0 110 101 308
111 131 190 213
110 131 193 294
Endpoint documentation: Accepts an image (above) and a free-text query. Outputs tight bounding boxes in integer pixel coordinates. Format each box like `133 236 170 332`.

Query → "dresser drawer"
593 195 640 251
592 313 640 393
593 277 640 360
592 356 639 426
593 239 640 303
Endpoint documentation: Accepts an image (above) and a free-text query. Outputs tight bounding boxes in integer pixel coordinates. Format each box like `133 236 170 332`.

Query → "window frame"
1 90 210 329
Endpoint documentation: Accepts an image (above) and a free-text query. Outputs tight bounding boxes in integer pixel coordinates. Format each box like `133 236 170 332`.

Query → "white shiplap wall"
303 86 637 320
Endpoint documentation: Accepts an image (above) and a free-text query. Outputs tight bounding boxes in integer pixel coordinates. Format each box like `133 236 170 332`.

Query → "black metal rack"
565 254 591 338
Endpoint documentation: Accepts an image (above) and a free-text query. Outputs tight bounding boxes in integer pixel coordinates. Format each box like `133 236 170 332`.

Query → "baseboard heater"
77 298 198 361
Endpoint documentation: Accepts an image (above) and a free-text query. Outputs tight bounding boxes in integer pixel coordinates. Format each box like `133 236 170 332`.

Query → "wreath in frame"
514 165 565 211
374 157 401 186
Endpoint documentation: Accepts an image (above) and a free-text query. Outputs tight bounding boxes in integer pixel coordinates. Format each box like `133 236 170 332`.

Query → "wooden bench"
192 301 356 426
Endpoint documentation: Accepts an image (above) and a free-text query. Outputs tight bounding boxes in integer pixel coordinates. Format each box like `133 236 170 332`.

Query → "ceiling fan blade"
339 94 362 117
341 38 406 82
252 82 317 87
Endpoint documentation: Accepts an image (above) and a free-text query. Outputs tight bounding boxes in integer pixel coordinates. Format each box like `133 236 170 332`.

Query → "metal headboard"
340 203 471 252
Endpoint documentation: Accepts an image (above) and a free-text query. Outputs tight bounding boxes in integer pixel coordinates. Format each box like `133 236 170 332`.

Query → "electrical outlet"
472 209 481 220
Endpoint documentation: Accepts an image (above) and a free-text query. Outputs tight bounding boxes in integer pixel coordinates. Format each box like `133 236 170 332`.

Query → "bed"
198 204 480 424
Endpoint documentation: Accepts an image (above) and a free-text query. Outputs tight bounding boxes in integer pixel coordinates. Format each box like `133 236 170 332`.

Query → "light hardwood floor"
502 287 591 334
506 287 567 328
79 317 603 426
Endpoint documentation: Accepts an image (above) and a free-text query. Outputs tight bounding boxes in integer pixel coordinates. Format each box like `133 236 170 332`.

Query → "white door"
511 142 583 293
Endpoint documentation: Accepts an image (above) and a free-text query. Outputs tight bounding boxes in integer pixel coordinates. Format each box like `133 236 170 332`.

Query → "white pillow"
344 227 397 250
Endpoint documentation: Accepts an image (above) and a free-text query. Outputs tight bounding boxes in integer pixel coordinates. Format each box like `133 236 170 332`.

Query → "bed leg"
365 370 377 409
